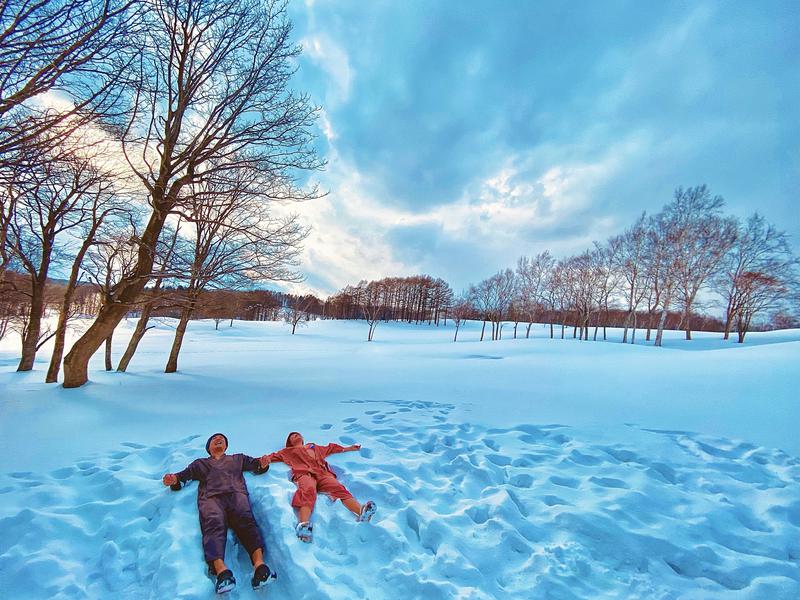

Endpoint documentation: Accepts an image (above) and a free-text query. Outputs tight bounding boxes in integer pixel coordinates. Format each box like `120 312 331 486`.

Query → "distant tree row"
331 186 799 344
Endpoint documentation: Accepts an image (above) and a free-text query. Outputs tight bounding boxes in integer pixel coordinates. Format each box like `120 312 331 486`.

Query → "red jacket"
268 443 346 480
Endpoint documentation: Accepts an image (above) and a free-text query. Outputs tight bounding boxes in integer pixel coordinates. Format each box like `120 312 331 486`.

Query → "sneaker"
295 521 313 543
215 569 236 594
251 563 277 590
358 500 377 522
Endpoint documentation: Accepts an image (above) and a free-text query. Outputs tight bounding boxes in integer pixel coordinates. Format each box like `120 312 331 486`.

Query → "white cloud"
284 133 646 295
300 34 353 106
318 107 336 141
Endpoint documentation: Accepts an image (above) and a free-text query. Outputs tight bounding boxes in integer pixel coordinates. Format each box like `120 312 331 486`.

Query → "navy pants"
200 492 263 563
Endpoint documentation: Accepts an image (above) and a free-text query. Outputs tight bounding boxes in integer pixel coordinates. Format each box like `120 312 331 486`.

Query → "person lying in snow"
262 431 376 542
162 433 276 594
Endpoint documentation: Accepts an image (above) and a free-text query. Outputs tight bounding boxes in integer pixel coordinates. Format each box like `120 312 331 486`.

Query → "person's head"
285 431 304 447
206 433 229 455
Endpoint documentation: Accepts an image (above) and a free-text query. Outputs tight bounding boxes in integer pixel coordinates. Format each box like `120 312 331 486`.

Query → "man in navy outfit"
162 433 276 594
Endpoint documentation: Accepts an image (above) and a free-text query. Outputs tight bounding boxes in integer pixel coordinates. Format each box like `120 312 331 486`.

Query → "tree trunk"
654 294 671 347
526 322 532 338
165 305 193 373
737 315 751 343
46 306 70 383
453 324 459 342
104 332 113 371
117 306 154 372
683 305 692 340
631 312 637 344
480 319 486 342
46 229 99 382
722 311 734 340
63 208 169 388
513 322 518 339
549 322 553 339
17 279 46 371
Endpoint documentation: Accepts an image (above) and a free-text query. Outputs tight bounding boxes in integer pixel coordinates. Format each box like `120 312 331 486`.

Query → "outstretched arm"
162 461 199 490
242 454 270 475
322 443 361 458
261 450 284 466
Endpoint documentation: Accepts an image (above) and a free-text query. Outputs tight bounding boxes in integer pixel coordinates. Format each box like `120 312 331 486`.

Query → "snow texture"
1 319 799 599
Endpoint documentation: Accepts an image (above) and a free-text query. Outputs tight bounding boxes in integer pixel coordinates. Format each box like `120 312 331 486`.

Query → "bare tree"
714 213 796 341
492 269 516 341
450 293 472 342
609 214 651 343
589 243 618 341
542 260 569 339
0 0 136 161
470 269 515 342
83 229 140 370
733 272 793 342
45 158 125 382
650 186 729 347
4 143 119 372
515 252 553 339
355 281 382 342
116 223 181 372
284 297 312 335
469 278 493 342
561 252 600 341
62 0 321 387
164 169 307 373
674 209 737 340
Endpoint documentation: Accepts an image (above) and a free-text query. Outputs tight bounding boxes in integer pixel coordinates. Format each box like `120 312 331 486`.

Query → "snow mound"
1 401 799 599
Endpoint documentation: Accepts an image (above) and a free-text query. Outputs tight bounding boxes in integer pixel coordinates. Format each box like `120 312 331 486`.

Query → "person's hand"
349 444 361 451
259 454 271 468
163 473 177 486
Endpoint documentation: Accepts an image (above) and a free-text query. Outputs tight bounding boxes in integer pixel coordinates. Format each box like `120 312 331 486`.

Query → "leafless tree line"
322 276 454 340
0 0 321 386
465 186 798 346
324 186 798 344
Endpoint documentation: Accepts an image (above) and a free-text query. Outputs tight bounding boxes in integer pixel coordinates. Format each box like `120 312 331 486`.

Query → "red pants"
291 473 353 509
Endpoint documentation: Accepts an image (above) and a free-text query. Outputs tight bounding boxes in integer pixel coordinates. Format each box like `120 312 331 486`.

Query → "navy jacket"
174 453 268 499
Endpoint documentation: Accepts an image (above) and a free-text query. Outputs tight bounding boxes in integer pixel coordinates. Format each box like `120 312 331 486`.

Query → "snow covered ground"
1 318 799 599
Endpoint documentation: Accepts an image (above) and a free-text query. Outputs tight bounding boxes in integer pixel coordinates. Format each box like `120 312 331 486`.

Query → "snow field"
1 318 799 598
1 398 799 599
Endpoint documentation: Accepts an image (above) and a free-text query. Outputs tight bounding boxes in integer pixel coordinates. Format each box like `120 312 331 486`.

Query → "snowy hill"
1 319 798 599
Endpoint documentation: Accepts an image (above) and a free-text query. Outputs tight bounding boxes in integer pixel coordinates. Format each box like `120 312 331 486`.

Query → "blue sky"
282 0 799 297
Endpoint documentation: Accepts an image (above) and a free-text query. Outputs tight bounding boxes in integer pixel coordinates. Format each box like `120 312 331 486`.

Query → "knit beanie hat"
206 433 229 454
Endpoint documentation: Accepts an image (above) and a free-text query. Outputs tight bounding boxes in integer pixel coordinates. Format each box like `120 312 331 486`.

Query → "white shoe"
358 500 377 522
295 521 313 543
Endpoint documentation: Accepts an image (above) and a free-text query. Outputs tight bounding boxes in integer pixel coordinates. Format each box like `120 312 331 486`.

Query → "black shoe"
215 569 236 594
251 563 277 590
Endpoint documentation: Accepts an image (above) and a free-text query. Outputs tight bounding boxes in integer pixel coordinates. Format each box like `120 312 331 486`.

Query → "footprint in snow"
2 412 799 600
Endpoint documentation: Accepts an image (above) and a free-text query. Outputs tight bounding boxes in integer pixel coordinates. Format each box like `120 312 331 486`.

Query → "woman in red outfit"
263 432 376 542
